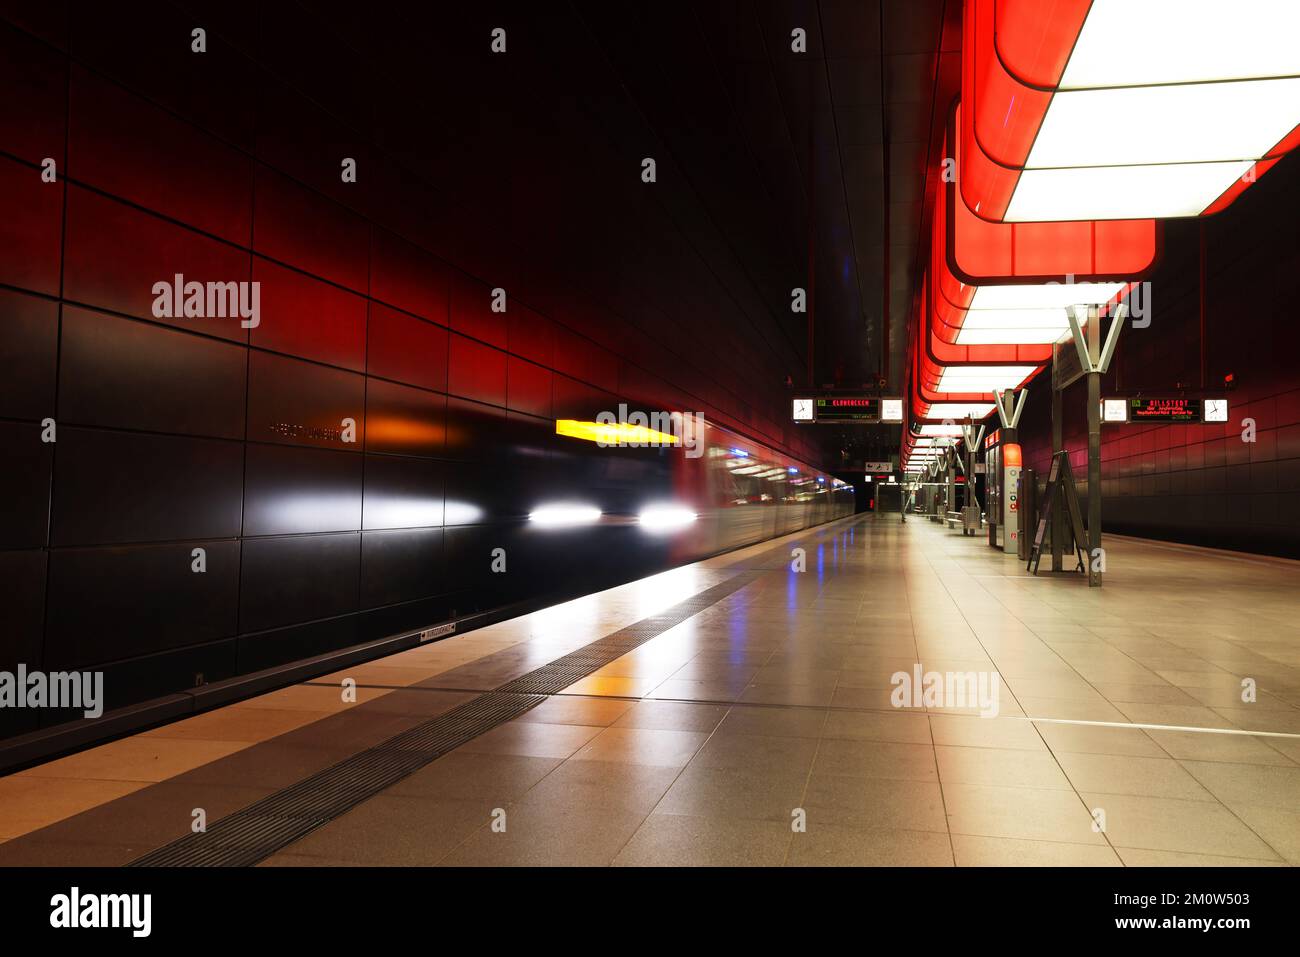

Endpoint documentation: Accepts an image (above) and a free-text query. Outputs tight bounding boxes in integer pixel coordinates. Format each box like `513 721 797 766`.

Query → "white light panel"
923 403 995 419
935 366 1037 393
1059 1 1300 89
1006 161 1254 221
1028 80 1300 170
954 283 1128 344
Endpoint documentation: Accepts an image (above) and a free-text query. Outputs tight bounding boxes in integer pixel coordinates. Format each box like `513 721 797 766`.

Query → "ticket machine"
1002 442 1023 556
983 429 1023 554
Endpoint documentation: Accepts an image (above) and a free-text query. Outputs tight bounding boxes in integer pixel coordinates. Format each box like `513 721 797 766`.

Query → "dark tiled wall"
0 2 824 737
1017 150 1300 559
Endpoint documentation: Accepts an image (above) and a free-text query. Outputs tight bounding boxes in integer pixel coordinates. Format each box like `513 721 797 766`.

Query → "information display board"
1128 397 1202 422
792 395 906 424
1101 397 1230 424
815 397 880 422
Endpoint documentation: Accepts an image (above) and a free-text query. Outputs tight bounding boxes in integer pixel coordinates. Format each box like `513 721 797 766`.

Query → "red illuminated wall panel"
252 165 369 293
251 257 367 370
450 273 509 349
448 333 508 408
366 302 449 393
69 66 252 244
0 154 62 296
63 187 250 340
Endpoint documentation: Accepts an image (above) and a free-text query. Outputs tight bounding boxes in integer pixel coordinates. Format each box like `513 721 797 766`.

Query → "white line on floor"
1021 715 1300 738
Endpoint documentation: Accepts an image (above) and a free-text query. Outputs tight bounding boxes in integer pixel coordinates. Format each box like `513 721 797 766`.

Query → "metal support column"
1065 303 1127 589
1085 308 1102 587
1051 384 1064 572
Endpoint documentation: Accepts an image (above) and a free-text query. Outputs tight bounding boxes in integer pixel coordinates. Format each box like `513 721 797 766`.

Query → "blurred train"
435 409 857 624
527 416 855 565
2 402 854 756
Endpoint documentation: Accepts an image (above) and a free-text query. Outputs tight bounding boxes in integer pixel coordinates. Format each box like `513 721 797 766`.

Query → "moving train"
532 415 856 571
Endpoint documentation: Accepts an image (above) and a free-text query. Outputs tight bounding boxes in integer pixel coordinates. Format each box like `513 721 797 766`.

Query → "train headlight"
528 503 602 527
637 504 698 532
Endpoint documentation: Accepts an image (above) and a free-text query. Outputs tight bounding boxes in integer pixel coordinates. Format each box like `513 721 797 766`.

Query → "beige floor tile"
1080 792 1281 860
515 695 634 727
1222 803 1300 863
803 774 949 832
1179 761 1300 811
740 684 836 707
236 683 390 712
823 709 933 744
1016 696 1128 722
788 824 954 866
16 737 248 784
831 686 925 711
691 732 820 775
1211 708 1300 733
714 706 827 739
1056 752 1213 800
384 752 561 803
654 765 807 822
752 666 841 685
283 795 490 866
561 675 660 698
1144 729 1297 766
943 783 1104 845
1260 735 1300 764
0 777 149 840
1089 682 1200 705
1116 703 1241 729
1004 676 1111 702
313 662 446 688
1180 686 1297 711
646 678 745 702
667 662 760 683
1034 721 1165 757
140 706 335 743
936 746 1071 790
814 739 939 782
613 813 791 866
951 834 1121 866
570 727 709 767
612 699 729 731
440 804 647 867
1115 847 1289 867
517 760 682 816
458 721 602 759
929 715 1048 751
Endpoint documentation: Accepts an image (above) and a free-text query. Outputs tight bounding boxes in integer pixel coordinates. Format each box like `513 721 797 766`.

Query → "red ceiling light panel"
907 1 1295 463
961 0 1300 221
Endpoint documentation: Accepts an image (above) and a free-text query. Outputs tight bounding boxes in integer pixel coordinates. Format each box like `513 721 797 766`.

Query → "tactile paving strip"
127 563 779 866
129 691 544 867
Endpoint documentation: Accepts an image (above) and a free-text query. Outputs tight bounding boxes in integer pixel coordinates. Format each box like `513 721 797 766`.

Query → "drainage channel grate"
129 691 544 867
129 566 773 866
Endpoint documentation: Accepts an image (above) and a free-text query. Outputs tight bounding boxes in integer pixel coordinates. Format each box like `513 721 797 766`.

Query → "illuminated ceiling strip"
936 103 1149 347
963 0 1300 221
913 424 965 437
935 365 1037 394
915 402 996 420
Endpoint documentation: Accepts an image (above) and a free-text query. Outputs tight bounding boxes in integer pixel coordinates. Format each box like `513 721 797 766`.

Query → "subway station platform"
3 514 1297 868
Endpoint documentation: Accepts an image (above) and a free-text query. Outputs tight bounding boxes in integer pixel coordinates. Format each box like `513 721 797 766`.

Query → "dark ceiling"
292 0 961 465
578 0 960 378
